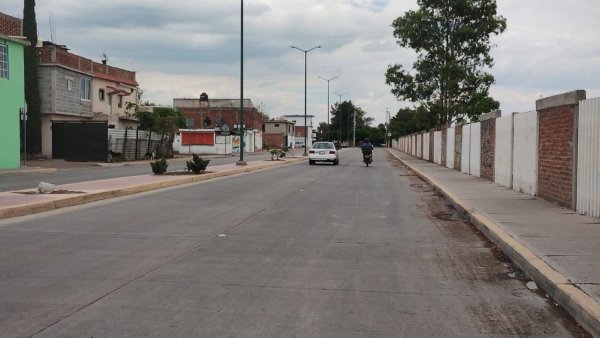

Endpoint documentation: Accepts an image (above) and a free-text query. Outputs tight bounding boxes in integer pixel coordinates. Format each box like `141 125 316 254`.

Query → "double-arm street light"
318 76 338 141
291 45 321 155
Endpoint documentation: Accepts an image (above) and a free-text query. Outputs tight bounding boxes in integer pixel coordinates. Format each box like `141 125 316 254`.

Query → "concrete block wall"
441 129 447 167
480 111 501 181
454 125 462 171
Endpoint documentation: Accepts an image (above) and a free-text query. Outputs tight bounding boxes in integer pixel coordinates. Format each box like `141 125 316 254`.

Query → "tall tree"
330 100 372 144
385 0 506 127
23 0 42 155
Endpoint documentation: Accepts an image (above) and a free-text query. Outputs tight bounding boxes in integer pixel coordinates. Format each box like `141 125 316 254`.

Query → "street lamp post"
318 76 338 141
333 92 347 145
237 0 247 165
291 45 321 155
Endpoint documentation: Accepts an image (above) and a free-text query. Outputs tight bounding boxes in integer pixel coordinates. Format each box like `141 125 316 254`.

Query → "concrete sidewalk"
0 156 305 220
387 148 600 337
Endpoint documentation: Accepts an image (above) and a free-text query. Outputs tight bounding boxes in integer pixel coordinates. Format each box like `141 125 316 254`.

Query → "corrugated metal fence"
108 129 167 161
577 97 600 218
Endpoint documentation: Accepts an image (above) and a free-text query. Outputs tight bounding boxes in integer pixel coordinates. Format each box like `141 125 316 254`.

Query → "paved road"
0 149 589 337
0 151 277 192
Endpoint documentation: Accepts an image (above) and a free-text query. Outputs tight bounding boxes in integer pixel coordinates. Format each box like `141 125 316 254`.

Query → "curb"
0 168 58 176
388 149 600 338
0 157 306 221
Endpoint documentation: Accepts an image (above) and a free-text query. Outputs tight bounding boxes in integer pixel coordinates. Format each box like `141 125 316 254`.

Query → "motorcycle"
362 150 372 167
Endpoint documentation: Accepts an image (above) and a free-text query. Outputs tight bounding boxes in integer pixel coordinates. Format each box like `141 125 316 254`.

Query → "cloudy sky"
3 0 599 125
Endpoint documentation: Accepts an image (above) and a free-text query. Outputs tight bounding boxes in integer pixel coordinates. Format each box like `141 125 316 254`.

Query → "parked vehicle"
308 142 339 165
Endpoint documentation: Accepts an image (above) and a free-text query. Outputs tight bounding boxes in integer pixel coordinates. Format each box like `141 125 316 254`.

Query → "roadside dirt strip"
387 149 600 338
0 157 306 221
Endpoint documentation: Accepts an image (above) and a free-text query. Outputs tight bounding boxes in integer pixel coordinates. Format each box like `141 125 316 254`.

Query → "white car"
308 142 339 165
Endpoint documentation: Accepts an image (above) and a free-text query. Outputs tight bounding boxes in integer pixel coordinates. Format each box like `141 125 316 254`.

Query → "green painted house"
0 13 29 169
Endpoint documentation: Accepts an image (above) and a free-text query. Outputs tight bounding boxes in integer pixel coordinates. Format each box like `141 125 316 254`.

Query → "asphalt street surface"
0 149 590 337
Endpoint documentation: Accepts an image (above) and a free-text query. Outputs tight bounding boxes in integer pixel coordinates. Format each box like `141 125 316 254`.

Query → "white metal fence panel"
433 131 442 164
423 132 430 161
446 127 455 169
470 122 481 177
461 124 471 174
513 111 538 196
416 134 422 158
495 114 514 188
412 135 417 155
577 97 600 218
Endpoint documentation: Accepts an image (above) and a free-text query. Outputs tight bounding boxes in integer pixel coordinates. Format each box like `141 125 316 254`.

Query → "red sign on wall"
181 132 214 145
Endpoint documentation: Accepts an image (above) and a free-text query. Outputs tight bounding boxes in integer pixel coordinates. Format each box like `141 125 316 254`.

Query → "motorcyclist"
361 138 374 160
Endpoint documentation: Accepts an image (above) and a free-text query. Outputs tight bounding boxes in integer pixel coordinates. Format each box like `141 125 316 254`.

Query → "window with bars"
0 44 8 79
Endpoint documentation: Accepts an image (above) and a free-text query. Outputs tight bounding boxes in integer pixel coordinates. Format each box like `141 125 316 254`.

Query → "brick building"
173 94 265 132
262 120 296 148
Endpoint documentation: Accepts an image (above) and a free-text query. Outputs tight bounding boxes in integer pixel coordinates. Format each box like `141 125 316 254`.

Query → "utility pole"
353 110 356 148
333 92 347 145
318 76 338 141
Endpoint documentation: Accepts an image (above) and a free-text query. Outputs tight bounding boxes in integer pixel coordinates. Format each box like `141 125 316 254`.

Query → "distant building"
262 119 295 148
173 94 265 132
0 12 29 169
37 41 139 158
283 114 316 148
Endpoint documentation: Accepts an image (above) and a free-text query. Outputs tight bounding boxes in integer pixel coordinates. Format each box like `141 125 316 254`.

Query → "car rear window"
313 143 334 149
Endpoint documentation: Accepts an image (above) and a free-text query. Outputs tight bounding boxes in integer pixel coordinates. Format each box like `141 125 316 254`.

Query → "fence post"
135 128 139 160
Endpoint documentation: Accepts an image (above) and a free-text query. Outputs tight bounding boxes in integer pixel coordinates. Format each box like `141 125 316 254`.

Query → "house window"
118 95 123 108
80 77 91 100
274 123 279 127
99 89 105 101
67 79 73 90
0 43 8 79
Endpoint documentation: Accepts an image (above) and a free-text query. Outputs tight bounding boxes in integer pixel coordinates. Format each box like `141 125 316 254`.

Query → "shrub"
150 158 168 175
186 154 210 174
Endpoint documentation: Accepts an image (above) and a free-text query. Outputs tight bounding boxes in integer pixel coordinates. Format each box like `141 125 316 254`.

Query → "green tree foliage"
330 100 373 144
385 0 506 127
388 107 437 138
23 0 42 154
135 107 185 135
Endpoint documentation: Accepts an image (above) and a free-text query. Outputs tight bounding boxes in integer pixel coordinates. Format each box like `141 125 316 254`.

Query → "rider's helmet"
364 138 370 143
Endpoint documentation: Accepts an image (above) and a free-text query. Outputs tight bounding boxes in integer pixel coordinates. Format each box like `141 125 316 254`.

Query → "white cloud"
2 0 599 125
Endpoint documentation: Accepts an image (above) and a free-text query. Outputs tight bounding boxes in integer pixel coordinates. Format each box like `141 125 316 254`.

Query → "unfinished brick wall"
264 133 284 148
536 90 585 208
429 132 435 162
538 106 575 207
0 13 21 36
441 129 447 167
480 119 496 181
454 125 463 171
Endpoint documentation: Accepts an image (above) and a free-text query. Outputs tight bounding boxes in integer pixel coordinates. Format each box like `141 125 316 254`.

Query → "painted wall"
469 122 481 177
461 124 471 174
494 114 514 188
512 111 538 196
422 132 430 161
433 131 442 165
0 38 25 169
577 97 600 218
